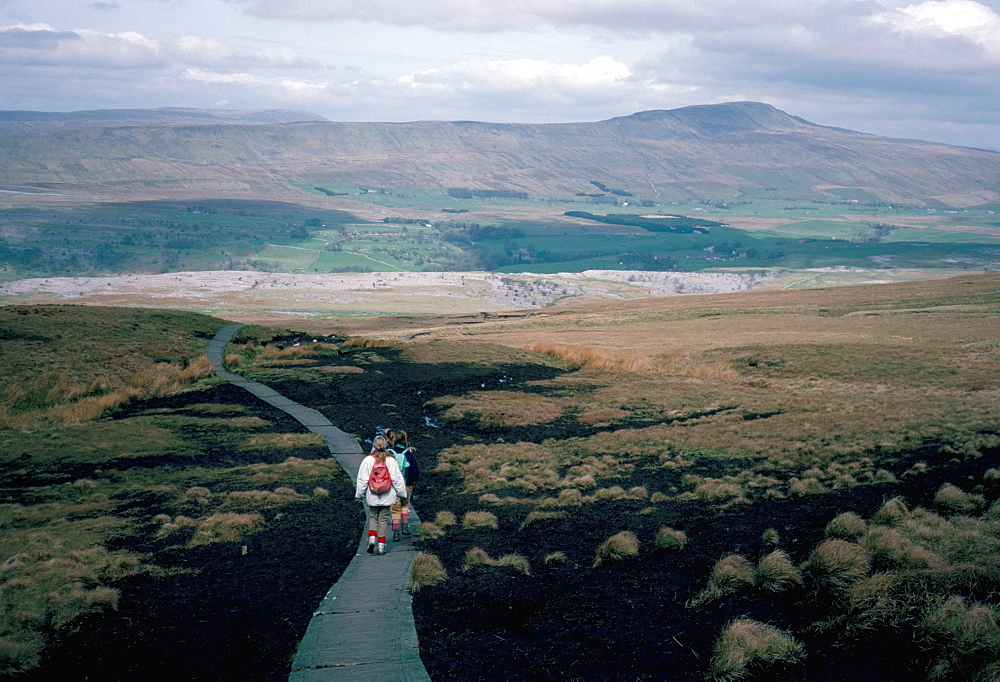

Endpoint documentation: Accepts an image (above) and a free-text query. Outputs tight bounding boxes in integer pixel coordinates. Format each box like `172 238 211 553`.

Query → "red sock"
393 520 400 529
401 512 409 524
368 530 377 539
378 536 386 543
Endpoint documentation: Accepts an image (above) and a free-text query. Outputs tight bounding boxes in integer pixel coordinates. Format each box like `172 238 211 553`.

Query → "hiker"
355 434 407 555
386 429 420 541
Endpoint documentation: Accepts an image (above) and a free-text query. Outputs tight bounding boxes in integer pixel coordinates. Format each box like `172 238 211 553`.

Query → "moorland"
2 274 999 680
1 102 999 680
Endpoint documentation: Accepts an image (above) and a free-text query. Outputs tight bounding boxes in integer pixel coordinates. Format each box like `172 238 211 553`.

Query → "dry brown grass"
825 511 868 541
755 550 803 592
708 617 805 681
418 522 445 539
918 596 1000 681
245 457 341 485
462 511 499 529
654 526 687 550
1 353 218 429
593 531 640 568
871 497 910 526
462 547 531 575
187 513 264 546
434 511 457 527
524 344 739 380
690 554 756 606
0 533 143 674
430 391 564 427
341 336 394 349
934 483 985 514
803 540 870 590
223 488 309 510
519 510 567 530
333 276 1000 471
410 553 448 592
239 433 326 451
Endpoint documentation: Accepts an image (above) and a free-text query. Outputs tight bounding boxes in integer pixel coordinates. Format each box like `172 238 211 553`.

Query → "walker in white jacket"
355 454 407 554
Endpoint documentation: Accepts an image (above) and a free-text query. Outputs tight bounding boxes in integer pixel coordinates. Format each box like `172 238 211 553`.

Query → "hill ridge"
0 101 997 207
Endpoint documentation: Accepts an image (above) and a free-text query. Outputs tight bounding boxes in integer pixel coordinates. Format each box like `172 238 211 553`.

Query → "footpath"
206 324 430 681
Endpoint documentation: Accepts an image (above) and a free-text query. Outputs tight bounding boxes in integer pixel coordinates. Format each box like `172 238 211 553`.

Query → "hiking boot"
377 543 386 555
392 528 400 542
401 523 412 537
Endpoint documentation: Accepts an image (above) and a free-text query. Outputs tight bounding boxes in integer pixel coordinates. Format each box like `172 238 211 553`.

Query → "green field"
1 193 997 282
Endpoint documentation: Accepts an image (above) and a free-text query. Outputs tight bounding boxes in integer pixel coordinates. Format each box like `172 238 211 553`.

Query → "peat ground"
19 342 1000 681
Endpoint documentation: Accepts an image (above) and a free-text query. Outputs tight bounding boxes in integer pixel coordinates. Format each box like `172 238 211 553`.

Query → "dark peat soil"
22 346 1000 681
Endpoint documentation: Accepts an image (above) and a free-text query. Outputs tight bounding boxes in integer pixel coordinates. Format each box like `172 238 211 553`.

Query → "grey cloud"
0 25 80 49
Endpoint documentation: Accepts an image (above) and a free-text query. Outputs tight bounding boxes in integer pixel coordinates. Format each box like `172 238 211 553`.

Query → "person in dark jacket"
386 429 420 541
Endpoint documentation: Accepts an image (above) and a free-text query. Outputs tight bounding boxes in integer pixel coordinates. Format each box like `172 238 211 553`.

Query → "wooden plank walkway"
207 324 430 681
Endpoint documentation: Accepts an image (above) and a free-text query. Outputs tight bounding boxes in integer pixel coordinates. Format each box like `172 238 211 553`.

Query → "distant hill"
0 101 997 207
0 107 328 136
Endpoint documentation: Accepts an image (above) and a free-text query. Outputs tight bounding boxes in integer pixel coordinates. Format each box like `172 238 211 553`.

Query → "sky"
1 0 999 151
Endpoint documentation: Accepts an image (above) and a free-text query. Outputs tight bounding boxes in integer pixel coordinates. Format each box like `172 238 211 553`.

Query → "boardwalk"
206 324 430 681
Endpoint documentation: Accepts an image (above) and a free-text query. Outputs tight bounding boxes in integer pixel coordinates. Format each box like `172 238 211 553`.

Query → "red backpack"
368 458 392 495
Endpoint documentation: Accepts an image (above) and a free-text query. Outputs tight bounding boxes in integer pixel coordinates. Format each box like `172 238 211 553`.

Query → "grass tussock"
187 513 264 547
434 511 457 527
934 483 985 515
918 596 1000 681
2 352 217 429
430 391 564 427
755 550 804 592
708 618 805 681
825 511 868 540
462 547 531 576
240 433 326 451
689 554 756 606
223 487 309 510
418 522 445 539
803 539 870 590
246 457 340 485
0 533 144 675
593 531 640 568
525 343 738 379
654 526 687 550
871 497 910 526
410 553 448 592
519 510 567 531
462 511 499 529
543 551 568 565
341 336 394 349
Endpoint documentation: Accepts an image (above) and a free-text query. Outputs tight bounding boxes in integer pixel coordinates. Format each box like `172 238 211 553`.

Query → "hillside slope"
0 107 328 137
0 102 997 207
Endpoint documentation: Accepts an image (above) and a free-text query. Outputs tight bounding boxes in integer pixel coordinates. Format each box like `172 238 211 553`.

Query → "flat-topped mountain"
0 107 328 137
1 102 997 207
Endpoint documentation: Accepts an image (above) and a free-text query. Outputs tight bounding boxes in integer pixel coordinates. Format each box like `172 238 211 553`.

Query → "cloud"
0 23 164 67
0 22 316 70
872 0 1000 58
399 56 631 93
183 68 328 96
172 35 319 68
223 0 828 33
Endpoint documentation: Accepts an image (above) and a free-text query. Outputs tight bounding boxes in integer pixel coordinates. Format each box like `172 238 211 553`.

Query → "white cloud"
873 0 1000 58
0 23 164 67
184 68 328 96
172 35 316 68
399 56 632 93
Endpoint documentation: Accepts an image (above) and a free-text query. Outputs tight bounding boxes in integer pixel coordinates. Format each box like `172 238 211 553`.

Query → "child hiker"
355 434 407 555
386 429 420 541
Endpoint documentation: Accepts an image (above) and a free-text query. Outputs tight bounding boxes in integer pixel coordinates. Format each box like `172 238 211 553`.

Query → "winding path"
206 324 430 681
